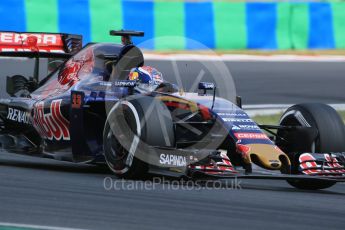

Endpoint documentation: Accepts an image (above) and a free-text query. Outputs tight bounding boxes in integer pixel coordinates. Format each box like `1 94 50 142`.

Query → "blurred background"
0 0 345 111
1 0 345 51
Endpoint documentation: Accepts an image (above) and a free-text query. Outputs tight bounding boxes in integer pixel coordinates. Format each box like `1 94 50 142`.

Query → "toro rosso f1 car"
0 30 344 190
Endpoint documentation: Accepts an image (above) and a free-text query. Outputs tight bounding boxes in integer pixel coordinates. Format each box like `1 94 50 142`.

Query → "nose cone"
244 144 289 170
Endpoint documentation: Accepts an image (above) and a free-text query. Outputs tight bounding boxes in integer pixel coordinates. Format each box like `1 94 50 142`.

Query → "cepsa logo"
234 133 269 140
33 100 70 141
0 32 61 45
0 32 64 52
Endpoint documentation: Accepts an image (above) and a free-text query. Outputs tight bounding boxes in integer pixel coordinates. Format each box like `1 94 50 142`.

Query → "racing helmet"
128 66 163 92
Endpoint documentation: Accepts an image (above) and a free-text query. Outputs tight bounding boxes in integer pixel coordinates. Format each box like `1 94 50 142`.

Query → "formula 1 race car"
0 30 344 190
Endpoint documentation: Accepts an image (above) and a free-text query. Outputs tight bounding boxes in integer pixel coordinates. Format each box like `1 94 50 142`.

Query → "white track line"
144 53 345 62
0 222 87 230
244 104 345 116
244 103 345 110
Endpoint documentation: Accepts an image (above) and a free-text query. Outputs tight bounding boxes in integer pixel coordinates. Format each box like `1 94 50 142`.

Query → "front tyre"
286 179 336 190
279 103 345 190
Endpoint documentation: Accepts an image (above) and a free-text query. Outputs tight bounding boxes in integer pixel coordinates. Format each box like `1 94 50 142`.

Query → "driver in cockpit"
128 66 178 93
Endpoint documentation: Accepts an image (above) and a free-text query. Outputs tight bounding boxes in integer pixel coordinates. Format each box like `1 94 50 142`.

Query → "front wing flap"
187 151 345 183
294 152 345 176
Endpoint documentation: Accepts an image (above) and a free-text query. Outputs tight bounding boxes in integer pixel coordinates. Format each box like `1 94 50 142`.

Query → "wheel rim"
105 126 129 173
104 102 140 175
280 109 316 153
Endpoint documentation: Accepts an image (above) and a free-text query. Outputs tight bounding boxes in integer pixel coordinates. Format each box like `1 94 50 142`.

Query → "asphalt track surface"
0 60 344 229
0 58 344 105
0 151 344 230
146 60 345 105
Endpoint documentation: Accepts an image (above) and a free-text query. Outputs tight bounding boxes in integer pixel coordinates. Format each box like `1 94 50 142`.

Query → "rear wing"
0 31 82 58
109 30 144 45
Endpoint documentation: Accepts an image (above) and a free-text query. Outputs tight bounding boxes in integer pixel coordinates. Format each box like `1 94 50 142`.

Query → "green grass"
252 111 345 125
252 113 283 125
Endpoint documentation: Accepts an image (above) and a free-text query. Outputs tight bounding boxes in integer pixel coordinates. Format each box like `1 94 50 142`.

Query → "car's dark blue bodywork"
0 31 344 189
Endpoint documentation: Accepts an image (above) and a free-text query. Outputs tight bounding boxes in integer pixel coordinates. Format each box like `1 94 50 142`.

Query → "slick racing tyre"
103 95 175 179
279 103 345 153
279 103 345 190
286 179 336 190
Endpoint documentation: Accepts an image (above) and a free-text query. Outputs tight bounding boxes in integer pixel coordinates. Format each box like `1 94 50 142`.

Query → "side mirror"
236 96 242 108
198 82 217 110
198 82 215 95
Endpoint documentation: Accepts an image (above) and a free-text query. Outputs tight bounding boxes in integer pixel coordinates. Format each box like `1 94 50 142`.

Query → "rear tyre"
103 95 174 179
279 103 345 190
